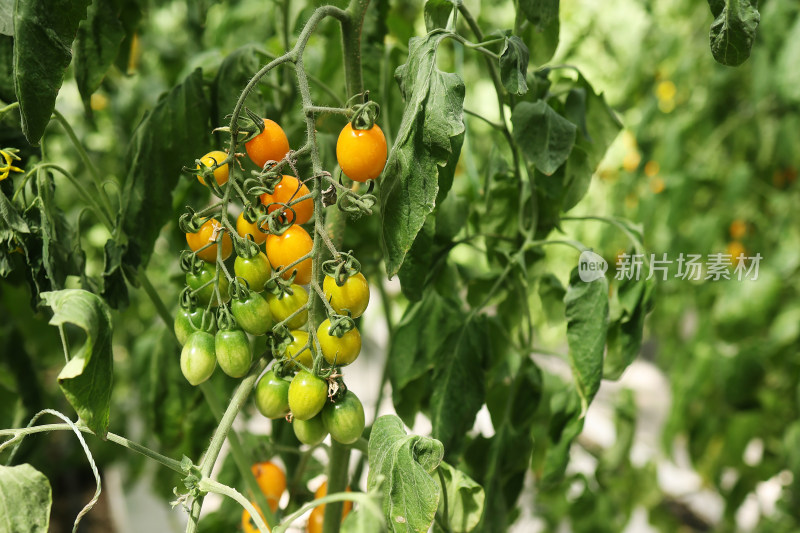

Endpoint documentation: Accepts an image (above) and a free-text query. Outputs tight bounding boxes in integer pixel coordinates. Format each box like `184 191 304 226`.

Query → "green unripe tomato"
231 292 272 336
293 415 328 445
288 370 328 421
215 329 252 378
267 285 308 329
174 308 216 345
255 370 291 419
317 319 361 366
321 390 365 445
323 272 370 318
234 252 271 292
180 331 217 385
186 263 230 307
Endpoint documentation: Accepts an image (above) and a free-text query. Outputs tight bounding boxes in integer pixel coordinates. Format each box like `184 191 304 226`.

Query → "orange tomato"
237 211 269 245
246 118 290 169
336 123 387 182
185 218 232 263
307 481 351 532
242 504 269 533
266 225 313 285
251 461 286 511
260 175 314 225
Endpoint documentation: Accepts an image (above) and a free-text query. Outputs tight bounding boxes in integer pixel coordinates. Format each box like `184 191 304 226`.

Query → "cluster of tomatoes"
242 461 351 533
175 111 385 494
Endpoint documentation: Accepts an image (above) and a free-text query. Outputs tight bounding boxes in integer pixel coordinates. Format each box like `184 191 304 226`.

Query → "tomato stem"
322 440 351 533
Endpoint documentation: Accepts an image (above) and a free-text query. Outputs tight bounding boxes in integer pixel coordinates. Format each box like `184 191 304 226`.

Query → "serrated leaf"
74 0 126 109
500 36 529 96
436 462 485 532
368 415 444 532
564 266 608 413
430 316 490 457
120 68 211 270
41 289 113 438
519 0 559 32
708 0 760 67
380 31 465 277
424 0 459 31
211 44 267 129
0 464 52 532
13 0 92 144
512 100 576 175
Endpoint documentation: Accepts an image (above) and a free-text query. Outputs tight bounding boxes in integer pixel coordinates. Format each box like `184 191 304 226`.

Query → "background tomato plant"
1 0 796 532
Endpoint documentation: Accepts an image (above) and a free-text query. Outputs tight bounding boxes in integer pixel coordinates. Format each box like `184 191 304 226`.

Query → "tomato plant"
2 0 790 532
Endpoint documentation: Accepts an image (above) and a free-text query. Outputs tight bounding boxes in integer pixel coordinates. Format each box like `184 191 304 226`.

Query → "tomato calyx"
349 99 381 131
322 252 362 287
239 107 270 144
325 315 356 338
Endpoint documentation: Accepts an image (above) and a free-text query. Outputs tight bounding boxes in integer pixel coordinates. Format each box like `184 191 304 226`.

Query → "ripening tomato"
260 175 314 225
186 218 233 263
215 329 252 378
180 331 216 386
246 118 290 169
255 370 291 419
237 211 269 245
195 150 229 186
322 272 369 318
283 330 313 369
241 505 268 533
317 319 361 367
293 415 328 445
321 390 365 445
288 370 328 420
234 252 271 292
266 225 313 285
336 123 387 182
252 461 286 510
231 291 272 336
267 284 308 329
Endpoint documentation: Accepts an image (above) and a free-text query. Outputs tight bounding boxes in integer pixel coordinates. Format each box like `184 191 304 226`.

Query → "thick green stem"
200 382 275 528
185 357 269 532
322 440 351 533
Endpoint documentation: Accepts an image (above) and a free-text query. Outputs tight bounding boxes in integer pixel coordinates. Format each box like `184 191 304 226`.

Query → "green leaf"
512 100 576 176
341 492 388 533
380 31 466 277
564 266 608 413
100 238 130 309
74 0 126 109
111 0 142 74
519 0 559 32
0 0 12 36
389 289 464 424
466 356 542 531
604 276 654 380
211 44 267 129
430 316 491 457
13 0 92 144
119 68 211 270
436 462 485 532
500 36 529 96
0 35 14 103
537 383 584 486
424 0 459 32
0 464 52 531
41 289 114 438
368 415 444 533
708 0 760 67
